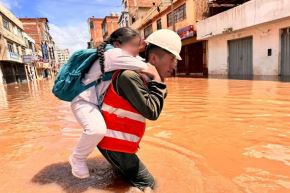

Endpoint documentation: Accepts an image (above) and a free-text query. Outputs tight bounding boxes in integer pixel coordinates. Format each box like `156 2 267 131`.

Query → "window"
126 18 129 27
45 24 49 32
15 46 20 55
12 26 18 35
90 21 94 29
124 1 127 9
24 38 29 47
21 48 26 56
132 16 136 24
17 28 23 38
175 4 186 22
102 23 107 36
167 4 186 27
157 19 162 30
3 17 10 30
7 42 14 53
144 25 153 39
167 12 174 27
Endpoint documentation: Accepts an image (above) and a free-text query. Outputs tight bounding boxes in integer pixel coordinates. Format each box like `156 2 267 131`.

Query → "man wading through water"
97 29 182 193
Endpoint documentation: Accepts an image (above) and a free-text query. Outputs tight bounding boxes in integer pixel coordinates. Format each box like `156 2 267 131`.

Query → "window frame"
3 17 10 31
7 42 14 53
144 24 153 39
157 19 162 30
90 21 94 29
167 4 186 27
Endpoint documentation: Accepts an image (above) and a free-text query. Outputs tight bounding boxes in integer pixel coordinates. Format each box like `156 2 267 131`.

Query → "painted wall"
197 0 290 40
207 19 290 75
134 0 206 39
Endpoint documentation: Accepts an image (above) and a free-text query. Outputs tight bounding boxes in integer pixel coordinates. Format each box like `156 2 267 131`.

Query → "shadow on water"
31 158 131 193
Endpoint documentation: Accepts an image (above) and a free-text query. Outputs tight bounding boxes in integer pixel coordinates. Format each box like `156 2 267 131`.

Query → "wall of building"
207 18 290 75
20 18 54 64
102 16 119 40
123 0 156 25
89 18 103 47
0 5 26 62
129 0 208 75
197 0 290 40
20 18 50 50
0 5 29 84
19 18 55 79
21 23 40 46
55 48 70 65
175 0 195 31
132 0 208 38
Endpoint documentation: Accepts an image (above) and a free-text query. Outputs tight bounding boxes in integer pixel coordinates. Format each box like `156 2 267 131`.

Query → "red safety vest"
98 70 146 154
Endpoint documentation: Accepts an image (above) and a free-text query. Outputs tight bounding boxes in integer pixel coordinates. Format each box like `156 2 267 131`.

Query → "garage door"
281 27 290 76
228 37 253 77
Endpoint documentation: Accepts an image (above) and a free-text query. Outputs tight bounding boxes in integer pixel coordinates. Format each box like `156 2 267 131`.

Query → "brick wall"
89 18 103 46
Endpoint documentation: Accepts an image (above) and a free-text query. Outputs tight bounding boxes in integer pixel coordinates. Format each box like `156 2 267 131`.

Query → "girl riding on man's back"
69 27 157 179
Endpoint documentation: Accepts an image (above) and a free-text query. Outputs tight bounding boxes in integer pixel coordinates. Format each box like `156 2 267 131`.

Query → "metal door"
228 37 253 77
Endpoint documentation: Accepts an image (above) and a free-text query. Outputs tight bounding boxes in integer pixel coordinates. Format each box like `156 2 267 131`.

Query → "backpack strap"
96 71 116 108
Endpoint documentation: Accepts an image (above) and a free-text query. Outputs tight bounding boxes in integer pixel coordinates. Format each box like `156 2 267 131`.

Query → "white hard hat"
145 29 182 60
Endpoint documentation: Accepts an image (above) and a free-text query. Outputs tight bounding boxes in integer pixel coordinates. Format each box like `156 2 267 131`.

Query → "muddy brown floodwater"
0 78 289 193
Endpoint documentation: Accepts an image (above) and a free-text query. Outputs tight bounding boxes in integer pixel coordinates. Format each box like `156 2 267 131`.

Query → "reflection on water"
207 74 290 82
0 78 289 193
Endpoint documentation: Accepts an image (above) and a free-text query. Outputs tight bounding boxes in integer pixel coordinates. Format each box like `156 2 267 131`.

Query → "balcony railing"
7 52 24 63
9 52 19 59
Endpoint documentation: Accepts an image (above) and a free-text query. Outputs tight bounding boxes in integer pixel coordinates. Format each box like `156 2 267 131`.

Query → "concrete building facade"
119 0 156 27
23 32 38 81
102 15 119 40
88 17 104 48
129 0 209 75
0 4 27 84
55 48 69 66
88 14 119 48
19 18 56 79
197 0 290 79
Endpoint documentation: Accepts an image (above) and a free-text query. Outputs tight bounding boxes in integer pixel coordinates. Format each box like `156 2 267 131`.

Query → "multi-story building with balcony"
0 4 27 84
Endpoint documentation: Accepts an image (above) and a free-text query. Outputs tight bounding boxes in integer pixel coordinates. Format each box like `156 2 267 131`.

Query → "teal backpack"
52 45 113 102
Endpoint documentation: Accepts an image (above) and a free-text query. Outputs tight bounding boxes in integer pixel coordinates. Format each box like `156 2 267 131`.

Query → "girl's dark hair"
97 27 140 75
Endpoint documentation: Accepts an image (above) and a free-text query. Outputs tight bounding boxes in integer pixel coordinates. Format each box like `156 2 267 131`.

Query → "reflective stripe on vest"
106 129 141 143
102 103 145 123
98 70 146 154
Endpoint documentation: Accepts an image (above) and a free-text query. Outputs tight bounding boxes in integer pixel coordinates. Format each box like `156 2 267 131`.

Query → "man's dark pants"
98 147 155 191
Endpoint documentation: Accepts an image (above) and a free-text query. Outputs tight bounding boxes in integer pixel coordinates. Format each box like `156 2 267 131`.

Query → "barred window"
7 42 14 53
167 4 186 27
3 17 10 30
157 19 162 30
144 24 153 39
90 21 94 29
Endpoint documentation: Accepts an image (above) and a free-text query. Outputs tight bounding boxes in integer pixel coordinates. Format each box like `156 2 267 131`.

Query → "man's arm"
105 48 148 72
114 70 167 120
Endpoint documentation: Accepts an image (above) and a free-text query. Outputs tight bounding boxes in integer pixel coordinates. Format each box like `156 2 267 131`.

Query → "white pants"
71 99 107 136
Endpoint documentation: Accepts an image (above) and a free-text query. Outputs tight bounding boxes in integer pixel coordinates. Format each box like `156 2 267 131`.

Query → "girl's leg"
69 99 107 178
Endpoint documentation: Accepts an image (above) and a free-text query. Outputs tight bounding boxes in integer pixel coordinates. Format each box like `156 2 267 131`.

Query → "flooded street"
0 78 289 193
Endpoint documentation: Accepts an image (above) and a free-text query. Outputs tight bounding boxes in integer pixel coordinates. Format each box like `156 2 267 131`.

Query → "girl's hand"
140 63 162 82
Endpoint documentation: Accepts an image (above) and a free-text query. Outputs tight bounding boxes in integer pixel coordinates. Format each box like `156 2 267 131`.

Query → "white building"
0 4 27 84
55 48 70 67
197 0 290 79
119 11 130 27
23 33 39 81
